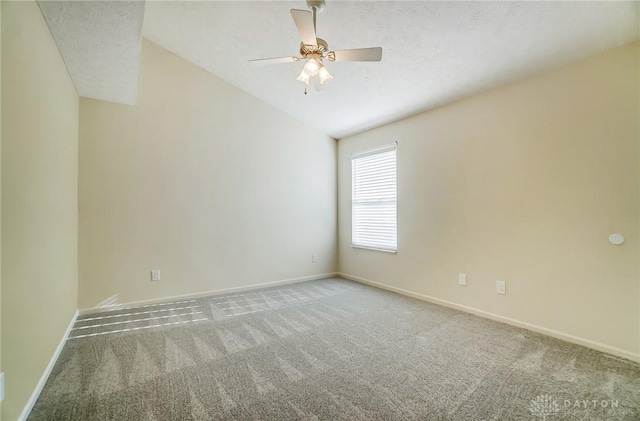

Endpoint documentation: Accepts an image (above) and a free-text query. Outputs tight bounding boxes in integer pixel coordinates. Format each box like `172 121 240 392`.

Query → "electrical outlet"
496 281 506 295
311 254 318 263
151 270 161 281
0 372 4 403
458 273 467 286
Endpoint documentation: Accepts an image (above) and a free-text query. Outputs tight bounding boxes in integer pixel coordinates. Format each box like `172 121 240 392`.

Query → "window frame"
351 144 398 253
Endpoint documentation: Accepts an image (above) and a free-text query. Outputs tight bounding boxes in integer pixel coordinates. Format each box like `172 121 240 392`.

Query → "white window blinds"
351 145 397 252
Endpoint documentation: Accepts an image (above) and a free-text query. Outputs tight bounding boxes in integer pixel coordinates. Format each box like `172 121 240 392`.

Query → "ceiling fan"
249 0 383 89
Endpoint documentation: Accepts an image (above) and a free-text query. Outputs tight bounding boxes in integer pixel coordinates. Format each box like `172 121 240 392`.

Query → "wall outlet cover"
497 281 506 294
458 274 467 286
312 254 318 263
0 372 4 403
151 269 161 281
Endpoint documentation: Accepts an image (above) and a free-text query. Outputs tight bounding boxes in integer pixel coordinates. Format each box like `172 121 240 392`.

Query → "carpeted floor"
29 277 640 420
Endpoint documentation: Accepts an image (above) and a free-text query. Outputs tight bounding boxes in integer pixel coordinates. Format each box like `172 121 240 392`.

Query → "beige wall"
78 40 337 309
338 42 640 359
1 2 79 420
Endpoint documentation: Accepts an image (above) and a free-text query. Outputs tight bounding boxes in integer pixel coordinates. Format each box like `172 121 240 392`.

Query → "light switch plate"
151 270 161 281
0 372 4 403
497 281 506 294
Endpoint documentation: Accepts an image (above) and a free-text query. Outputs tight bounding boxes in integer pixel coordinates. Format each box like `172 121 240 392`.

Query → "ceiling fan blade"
290 9 317 47
327 47 383 62
249 56 300 67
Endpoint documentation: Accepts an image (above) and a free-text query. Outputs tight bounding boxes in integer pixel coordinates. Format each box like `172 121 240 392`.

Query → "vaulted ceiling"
40 1 640 139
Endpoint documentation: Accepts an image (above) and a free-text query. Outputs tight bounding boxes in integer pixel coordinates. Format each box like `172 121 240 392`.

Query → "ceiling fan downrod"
306 0 325 31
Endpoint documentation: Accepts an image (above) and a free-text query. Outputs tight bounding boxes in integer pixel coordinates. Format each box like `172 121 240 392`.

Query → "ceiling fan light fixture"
303 57 320 76
296 68 311 85
318 65 333 84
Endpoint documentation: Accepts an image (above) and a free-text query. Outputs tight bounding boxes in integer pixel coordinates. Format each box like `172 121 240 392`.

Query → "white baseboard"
79 272 340 315
339 272 640 364
18 310 79 421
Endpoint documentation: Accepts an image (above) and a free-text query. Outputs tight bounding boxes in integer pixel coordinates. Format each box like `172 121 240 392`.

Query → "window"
351 145 397 252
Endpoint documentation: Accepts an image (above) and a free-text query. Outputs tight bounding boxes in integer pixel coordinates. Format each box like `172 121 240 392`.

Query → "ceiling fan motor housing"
300 38 329 57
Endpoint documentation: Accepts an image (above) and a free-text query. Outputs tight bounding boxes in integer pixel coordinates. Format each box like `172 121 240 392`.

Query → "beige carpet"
29 277 640 420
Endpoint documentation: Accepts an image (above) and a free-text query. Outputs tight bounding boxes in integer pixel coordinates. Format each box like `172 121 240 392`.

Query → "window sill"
351 245 397 254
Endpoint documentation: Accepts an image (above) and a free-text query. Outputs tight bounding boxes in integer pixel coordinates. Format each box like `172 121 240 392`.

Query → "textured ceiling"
39 0 145 105
39 1 639 138
143 1 639 138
